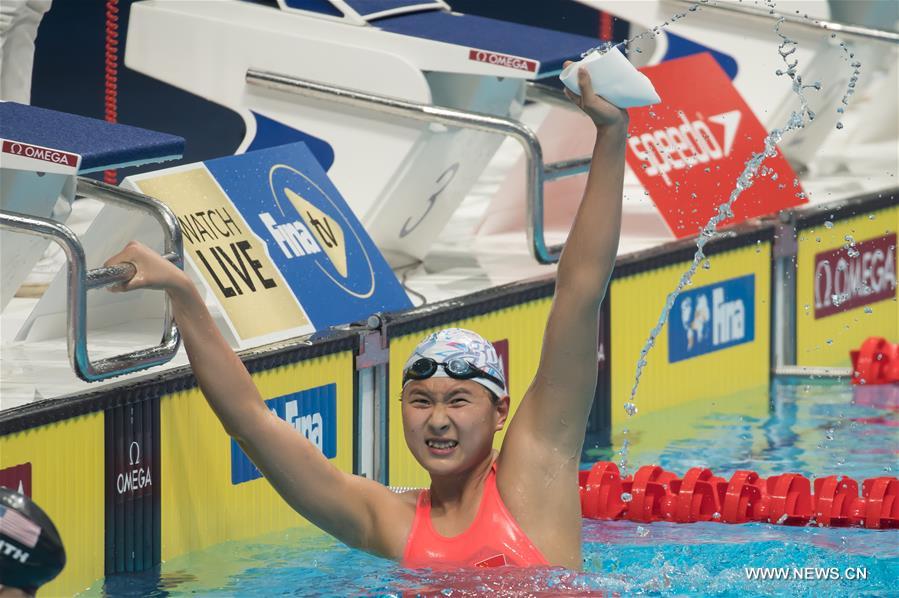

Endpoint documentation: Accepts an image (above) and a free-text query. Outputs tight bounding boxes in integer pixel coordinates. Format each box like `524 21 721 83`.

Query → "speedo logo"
628 110 742 187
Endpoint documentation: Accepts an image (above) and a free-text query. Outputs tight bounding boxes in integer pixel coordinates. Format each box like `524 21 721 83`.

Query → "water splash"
833 35 863 130
619 14 821 474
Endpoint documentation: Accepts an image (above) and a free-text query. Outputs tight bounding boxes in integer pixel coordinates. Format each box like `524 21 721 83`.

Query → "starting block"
0 102 184 381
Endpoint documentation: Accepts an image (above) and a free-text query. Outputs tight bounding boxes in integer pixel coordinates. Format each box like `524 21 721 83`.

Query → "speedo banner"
626 53 806 238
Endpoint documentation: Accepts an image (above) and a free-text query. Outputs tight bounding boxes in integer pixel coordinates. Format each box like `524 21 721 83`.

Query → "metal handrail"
526 82 595 182
0 178 183 381
668 0 899 44
246 68 569 264
526 81 579 110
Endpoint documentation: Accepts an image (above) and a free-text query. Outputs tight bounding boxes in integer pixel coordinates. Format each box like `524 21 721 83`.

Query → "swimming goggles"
402 357 505 391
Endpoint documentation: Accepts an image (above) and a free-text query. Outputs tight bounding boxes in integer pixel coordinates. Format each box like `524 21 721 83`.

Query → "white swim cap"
402 328 507 399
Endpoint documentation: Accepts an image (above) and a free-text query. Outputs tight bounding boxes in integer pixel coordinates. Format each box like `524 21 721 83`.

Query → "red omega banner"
0 462 32 497
625 53 806 238
814 233 897 318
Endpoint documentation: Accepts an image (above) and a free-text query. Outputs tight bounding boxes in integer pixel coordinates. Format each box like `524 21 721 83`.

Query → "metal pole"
245 69 562 264
668 0 899 44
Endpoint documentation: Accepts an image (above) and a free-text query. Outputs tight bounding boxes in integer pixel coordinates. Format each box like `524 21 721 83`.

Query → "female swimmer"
106 64 627 570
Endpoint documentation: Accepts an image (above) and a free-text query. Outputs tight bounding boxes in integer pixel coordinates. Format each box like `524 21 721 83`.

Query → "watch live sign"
626 53 807 238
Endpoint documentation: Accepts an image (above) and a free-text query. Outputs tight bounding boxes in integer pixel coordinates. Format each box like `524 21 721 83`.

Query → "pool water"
84 378 898 597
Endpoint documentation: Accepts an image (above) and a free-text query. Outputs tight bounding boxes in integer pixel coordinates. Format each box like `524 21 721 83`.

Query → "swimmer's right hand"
104 241 189 293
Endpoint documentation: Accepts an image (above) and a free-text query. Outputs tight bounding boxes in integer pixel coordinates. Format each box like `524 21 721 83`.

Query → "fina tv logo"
669 274 755 363
262 164 376 299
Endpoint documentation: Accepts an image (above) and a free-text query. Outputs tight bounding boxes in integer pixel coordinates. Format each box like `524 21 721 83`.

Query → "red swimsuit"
401 462 549 569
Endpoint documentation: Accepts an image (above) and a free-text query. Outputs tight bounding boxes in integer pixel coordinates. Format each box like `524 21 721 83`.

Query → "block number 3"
399 162 460 238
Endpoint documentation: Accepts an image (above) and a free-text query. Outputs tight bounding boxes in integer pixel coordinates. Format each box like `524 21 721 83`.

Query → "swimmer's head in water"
402 328 507 400
0 488 66 595
401 329 509 474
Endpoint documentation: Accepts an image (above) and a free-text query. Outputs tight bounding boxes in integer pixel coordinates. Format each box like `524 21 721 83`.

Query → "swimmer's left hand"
563 60 629 131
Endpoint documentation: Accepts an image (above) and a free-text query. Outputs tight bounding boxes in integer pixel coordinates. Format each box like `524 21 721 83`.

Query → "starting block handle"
0 177 183 382
87 262 137 289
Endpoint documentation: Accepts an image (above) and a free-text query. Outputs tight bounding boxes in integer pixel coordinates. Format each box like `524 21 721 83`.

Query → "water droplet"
836 122 844 129
755 240 762 253
636 525 649 537
702 260 711 270
621 492 633 503
776 514 789 524
864 306 873 314
824 221 834 229
712 512 721 520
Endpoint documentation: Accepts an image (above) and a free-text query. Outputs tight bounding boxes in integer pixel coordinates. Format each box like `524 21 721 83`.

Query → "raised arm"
104 242 409 557
502 65 629 462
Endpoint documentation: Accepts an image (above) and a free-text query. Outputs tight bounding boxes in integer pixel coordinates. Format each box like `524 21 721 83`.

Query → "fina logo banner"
206 142 412 330
669 274 755 363
231 384 337 485
625 54 806 238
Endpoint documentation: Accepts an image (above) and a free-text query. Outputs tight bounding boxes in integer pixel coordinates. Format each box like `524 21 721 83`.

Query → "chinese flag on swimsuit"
625 53 807 238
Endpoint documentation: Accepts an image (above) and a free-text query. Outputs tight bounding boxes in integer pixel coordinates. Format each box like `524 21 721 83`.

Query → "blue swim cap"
403 328 507 399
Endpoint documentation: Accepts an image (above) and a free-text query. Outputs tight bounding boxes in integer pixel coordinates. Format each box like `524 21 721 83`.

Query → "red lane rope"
580 462 899 529
104 0 119 185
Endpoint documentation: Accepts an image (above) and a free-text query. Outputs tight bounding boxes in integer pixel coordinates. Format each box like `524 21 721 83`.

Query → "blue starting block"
0 102 184 173
1 102 185 382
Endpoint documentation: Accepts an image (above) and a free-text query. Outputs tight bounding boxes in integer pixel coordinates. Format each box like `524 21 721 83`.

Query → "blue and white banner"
205 142 411 331
668 274 755 363
231 384 337 485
